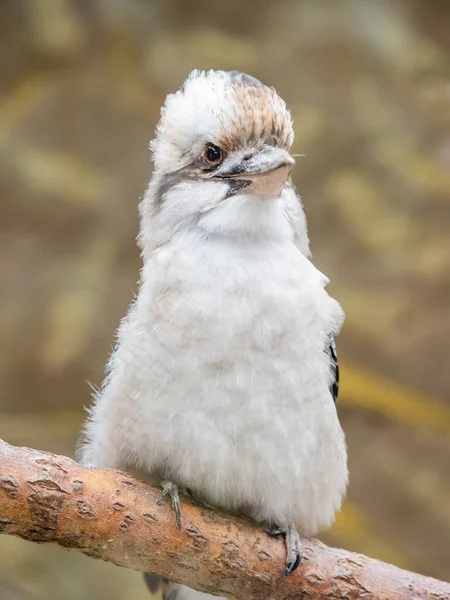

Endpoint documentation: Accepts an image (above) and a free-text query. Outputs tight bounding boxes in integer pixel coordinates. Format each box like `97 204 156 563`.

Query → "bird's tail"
143 574 225 599
143 574 168 597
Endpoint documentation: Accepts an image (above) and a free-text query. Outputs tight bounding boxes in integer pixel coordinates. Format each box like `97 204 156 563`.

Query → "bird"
78 69 348 600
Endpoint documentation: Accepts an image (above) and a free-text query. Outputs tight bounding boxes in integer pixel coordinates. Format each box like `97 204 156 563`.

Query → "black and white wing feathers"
327 335 339 404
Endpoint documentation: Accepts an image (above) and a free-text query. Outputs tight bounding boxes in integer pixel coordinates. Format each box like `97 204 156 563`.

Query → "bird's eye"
203 144 222 166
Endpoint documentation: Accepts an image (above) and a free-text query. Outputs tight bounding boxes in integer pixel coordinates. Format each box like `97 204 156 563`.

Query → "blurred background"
1 0 450 597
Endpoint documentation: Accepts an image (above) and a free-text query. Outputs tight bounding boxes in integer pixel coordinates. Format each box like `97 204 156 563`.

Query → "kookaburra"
79 69 348 600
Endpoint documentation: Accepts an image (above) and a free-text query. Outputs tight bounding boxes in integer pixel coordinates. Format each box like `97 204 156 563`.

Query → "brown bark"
0 439 448 600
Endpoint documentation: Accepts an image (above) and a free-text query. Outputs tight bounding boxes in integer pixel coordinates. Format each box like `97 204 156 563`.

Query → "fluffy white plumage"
79 69 348 599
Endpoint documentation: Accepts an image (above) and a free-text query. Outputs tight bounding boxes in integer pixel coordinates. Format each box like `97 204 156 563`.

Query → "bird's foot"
157 480 182 529
266 524 302 579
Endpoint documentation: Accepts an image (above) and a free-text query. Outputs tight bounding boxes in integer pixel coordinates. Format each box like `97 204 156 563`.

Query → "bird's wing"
326 335 339 404
282 183 340 403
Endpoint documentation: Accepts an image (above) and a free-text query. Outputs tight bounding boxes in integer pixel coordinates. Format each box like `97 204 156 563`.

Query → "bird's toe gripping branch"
266 524 302 579
158 480 182 530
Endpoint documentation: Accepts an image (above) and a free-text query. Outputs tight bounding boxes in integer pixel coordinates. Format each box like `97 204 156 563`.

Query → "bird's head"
141 70 298 248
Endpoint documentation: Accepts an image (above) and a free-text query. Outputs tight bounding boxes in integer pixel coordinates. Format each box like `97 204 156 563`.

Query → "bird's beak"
215 146 295 197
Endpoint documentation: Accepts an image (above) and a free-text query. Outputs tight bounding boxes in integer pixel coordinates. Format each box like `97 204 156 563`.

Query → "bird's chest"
135 239 330 393
118 239 340 489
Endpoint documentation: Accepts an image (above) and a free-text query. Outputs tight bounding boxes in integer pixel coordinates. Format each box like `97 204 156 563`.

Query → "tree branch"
0 439 448 599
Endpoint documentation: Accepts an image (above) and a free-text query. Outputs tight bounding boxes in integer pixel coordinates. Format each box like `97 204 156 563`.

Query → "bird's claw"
157 480 182 529
265 526 287 537
266 524 302 579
